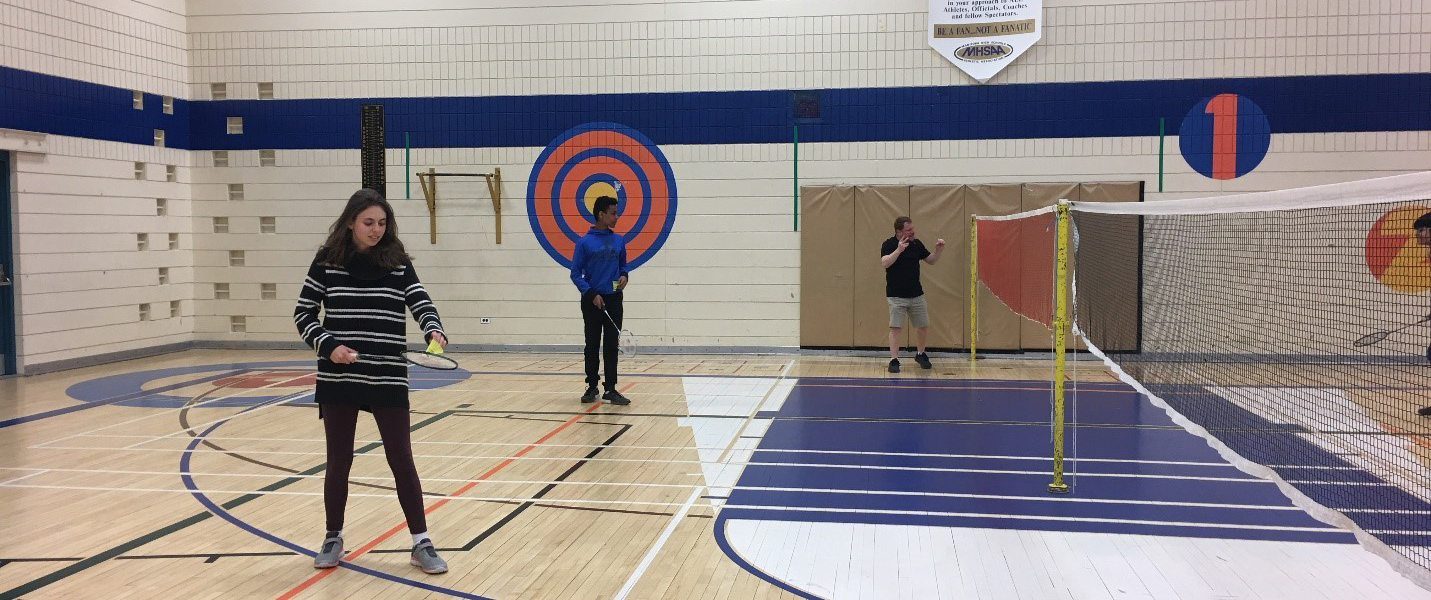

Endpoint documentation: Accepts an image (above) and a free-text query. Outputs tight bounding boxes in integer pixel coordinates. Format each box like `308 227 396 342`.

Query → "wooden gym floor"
0 349 1426 600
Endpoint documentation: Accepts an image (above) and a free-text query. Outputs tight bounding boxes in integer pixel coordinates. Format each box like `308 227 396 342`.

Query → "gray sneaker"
410 539 448 574
313 531 343 569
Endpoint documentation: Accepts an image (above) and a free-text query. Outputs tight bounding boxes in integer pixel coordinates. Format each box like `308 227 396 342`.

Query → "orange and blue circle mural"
1365 205 1431 293
527 122 677 269
1179 93 1271 180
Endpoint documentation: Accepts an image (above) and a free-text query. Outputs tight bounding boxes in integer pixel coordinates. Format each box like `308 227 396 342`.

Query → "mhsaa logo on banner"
929 0 1041 83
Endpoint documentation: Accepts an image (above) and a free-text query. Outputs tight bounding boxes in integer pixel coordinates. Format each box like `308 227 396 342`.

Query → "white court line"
48 434 1254 466
0 470 50 486
415 388 781 397
613 487 704 600
0 482 1370 535
39 374 485 453
715 504 1354 533
71 432 1373 472
413 383 1120 394
711 360 795 467
118 387 317 450
610 360 795 599
0 482 702 506
102 380 816 452
31 371 318 449
466 356 1113 367
0 466 1325 511
25 444 1309 483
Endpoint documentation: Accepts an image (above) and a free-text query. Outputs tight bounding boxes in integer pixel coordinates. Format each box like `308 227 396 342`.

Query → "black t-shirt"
881 237 931 298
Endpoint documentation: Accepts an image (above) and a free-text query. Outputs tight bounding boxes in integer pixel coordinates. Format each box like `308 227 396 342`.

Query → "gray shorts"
887 295 929 329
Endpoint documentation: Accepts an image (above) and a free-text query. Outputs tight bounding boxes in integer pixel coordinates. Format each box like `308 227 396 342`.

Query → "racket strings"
403 351 458 370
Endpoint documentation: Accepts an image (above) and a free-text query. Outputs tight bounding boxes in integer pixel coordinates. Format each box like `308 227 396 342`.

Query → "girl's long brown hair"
314 189 411 269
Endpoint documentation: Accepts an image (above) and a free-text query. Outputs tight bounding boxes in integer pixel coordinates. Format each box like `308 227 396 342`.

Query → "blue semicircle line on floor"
179 397 496 600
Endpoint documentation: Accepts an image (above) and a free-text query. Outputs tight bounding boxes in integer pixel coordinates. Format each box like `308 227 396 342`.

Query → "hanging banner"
928 0 1041 83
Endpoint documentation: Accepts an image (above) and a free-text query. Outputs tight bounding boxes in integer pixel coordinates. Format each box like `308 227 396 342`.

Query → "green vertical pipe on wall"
793 124 799 232
1158 118 1165 193
405 132 411 199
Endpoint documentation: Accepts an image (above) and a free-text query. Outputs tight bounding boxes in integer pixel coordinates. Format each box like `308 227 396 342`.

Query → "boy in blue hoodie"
570 196 632 405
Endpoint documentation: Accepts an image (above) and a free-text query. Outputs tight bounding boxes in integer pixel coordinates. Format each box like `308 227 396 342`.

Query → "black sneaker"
603 389 631 405
888 359 900 373
1419 406 1431 416
580 386 599 403
915 353 932 369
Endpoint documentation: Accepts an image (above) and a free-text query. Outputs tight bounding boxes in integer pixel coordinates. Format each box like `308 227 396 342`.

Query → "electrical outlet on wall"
480 317 491 324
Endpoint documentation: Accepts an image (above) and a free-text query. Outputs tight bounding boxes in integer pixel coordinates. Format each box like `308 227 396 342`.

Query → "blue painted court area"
724 377 1372 544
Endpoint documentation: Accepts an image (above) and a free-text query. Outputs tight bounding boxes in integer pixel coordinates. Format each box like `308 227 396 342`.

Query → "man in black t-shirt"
880 216 944 373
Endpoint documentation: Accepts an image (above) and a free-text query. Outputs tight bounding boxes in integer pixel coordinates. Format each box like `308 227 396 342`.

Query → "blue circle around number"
1179 94 1271 180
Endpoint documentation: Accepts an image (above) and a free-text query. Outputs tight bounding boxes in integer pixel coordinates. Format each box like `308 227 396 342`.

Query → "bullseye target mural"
527 122 677 269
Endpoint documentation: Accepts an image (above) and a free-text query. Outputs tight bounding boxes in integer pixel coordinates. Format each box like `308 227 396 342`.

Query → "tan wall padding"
799 186 855 347
967 183 1023 350
801 180 1144 352
854 185 911 347
911 185 966 349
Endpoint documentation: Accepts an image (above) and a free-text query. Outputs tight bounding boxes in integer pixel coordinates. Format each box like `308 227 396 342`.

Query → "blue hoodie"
570 227 628 297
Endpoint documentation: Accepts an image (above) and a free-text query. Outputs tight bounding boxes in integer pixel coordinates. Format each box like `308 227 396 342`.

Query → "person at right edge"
1415 212 1431 417
880 215 944 373
571 196 632 405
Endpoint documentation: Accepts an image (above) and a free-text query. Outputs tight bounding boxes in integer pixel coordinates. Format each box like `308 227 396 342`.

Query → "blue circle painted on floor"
65 361 471 408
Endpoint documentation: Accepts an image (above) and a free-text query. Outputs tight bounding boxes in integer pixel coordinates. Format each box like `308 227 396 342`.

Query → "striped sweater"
294 253 445 407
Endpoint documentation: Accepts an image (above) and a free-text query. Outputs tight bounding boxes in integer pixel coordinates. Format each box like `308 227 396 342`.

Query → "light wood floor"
0 349 1425 600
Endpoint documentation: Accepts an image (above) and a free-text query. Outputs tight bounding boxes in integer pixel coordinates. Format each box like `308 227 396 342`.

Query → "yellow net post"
1048 202 1071 494
969 215 978 363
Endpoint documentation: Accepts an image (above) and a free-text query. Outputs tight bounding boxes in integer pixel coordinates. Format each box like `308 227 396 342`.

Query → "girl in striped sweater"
294 189 449 574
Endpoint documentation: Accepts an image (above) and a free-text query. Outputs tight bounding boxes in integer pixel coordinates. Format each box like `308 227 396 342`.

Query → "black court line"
372 421 636 554
438 369 789 381
1 375 740 585
179 387 450 498
447 408 1431 436
0 408 460 600
447 408 1193 431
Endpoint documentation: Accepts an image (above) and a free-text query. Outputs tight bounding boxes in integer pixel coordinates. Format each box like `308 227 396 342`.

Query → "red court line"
275 382 635 599
1380 421 1431 450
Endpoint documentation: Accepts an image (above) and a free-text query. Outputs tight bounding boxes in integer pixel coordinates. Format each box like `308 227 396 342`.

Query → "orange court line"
275 382 635 599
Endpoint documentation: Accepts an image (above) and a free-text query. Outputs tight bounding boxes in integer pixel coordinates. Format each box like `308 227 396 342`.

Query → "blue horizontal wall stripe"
1 65 1427 151
0 66 192 147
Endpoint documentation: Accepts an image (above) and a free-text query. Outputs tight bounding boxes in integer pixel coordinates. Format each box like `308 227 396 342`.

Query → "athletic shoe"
313 531 343 569
915 353 932 369
603 389 631 405
410 539 448 574
580 386 599 403
888 359 900 373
